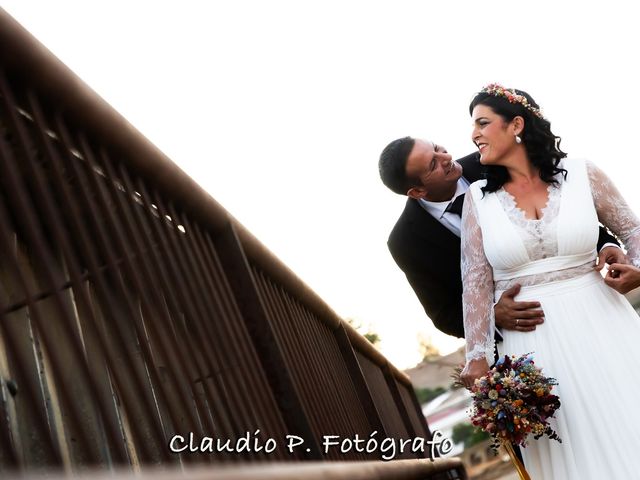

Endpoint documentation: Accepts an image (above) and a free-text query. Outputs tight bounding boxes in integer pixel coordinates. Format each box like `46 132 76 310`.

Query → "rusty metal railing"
11 458 467 480
0 8 465 479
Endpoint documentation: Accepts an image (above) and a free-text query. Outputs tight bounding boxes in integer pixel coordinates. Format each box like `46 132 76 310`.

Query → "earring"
515 135 522 144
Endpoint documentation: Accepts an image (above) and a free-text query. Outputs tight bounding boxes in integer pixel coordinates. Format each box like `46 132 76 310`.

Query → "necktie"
445 194 465 216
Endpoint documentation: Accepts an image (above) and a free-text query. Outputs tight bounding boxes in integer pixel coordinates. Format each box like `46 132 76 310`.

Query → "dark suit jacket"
387 152 619 339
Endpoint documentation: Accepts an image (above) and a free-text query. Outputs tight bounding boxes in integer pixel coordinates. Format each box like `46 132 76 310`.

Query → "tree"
345 317 381 346
414 386 446 405
451 422 490 449
417 333 440 361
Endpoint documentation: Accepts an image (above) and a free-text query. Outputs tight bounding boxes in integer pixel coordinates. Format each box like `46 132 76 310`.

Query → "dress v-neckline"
500 184 555 222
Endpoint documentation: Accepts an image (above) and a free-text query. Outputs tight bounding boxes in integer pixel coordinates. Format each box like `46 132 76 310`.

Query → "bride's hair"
469 88 567 194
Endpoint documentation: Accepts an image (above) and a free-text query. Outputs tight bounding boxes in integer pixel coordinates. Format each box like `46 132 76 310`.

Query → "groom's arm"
597 226 620 251
402 268 465 339
387 233 465 338
596 226 626 271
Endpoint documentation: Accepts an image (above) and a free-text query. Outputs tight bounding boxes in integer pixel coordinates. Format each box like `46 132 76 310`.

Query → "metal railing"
0 8 466 479
11 459 467 480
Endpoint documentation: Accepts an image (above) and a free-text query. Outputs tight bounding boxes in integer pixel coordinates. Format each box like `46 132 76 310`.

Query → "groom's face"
405 139 462 202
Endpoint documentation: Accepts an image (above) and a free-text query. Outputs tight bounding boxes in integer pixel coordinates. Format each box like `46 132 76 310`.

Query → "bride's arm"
587 160 640 264
460 191 495 387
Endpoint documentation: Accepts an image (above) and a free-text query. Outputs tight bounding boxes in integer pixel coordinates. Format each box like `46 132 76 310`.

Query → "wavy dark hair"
469 88 567 194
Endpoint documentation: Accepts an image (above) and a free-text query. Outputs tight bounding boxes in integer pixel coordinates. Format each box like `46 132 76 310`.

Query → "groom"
378 136 623 341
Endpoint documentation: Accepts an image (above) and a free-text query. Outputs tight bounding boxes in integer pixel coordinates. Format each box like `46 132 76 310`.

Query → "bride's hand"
604 263 640 294
460 358 490 390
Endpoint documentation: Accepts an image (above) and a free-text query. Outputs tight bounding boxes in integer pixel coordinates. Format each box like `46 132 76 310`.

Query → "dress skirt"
496 271 640 479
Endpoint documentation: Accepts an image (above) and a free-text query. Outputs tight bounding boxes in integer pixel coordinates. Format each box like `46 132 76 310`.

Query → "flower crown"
480 83 545 120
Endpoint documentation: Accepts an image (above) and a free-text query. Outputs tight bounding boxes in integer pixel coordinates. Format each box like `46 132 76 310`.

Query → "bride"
459 84 640 478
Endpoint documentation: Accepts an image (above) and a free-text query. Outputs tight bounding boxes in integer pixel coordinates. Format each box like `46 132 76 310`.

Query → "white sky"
2 1 639 369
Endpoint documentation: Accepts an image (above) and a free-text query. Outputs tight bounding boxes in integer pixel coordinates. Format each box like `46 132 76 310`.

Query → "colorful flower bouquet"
471 352 562 450
454 353 562 480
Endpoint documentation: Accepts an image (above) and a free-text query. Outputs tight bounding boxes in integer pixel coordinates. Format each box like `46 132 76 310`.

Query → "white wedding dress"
461 158 640 479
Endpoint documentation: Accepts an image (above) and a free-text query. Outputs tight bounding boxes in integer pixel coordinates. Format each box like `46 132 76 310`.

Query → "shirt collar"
418 178 469 218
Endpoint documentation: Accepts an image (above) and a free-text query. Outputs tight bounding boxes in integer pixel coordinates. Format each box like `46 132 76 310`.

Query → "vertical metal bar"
26 89 138 465
112 168 221 449
0 229 60 467
0 372 18 469
213 223 321 459
280 285 332 441
98 152 226 458
162 202 259 439
50 113 175 465
0 211 68 468
71 136 201 463
333 324 386 436
0 72 107 466
382 364 417 439
355 351 409 441
254 274 325 439
300 314 366 460
257 271 353 459
0 243 20 469
400 380 432 442
52 117 172 464
131 182 238 456
282 286 355 457
185 218 288 452
297 307 369 460
171 209 290 459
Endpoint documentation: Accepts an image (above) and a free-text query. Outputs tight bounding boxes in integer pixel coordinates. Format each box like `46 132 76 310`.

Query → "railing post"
333 324 387 436
213 222 322 459
406 381 433 440
381 364 420 445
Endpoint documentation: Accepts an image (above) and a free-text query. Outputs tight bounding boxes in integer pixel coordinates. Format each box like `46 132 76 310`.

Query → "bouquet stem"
503 442 531 480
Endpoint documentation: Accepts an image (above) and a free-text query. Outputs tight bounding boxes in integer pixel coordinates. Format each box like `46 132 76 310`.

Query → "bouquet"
454 353 562 480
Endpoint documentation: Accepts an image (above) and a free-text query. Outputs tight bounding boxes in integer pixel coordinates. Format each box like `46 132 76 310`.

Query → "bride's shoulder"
468 179 487 190
559 157 592 170
557 158 602 186
467 179 488 200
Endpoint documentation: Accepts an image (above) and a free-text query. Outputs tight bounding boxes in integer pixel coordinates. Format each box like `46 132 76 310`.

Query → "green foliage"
450 365 465 389
414 386 446 405
451 422 490 448
345 317 381 346
363 332 380 345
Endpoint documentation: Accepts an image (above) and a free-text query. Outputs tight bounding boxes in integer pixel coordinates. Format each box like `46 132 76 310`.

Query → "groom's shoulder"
388 198 424 245
390 197 420 229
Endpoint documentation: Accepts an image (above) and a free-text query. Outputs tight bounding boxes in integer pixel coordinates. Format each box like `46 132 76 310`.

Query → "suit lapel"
404 198 460 249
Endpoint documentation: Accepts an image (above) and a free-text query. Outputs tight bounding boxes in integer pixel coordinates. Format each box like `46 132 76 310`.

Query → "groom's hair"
379 136 416 195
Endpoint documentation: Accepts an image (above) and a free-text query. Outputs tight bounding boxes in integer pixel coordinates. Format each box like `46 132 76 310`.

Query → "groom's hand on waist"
494 284 545 332
594 245 626 275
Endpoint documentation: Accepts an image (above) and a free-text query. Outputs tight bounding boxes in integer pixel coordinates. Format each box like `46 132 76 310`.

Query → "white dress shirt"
417 177 470 238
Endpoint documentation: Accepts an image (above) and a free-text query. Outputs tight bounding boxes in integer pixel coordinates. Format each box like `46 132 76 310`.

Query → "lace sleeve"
587 160 640 266
461 191 495 365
